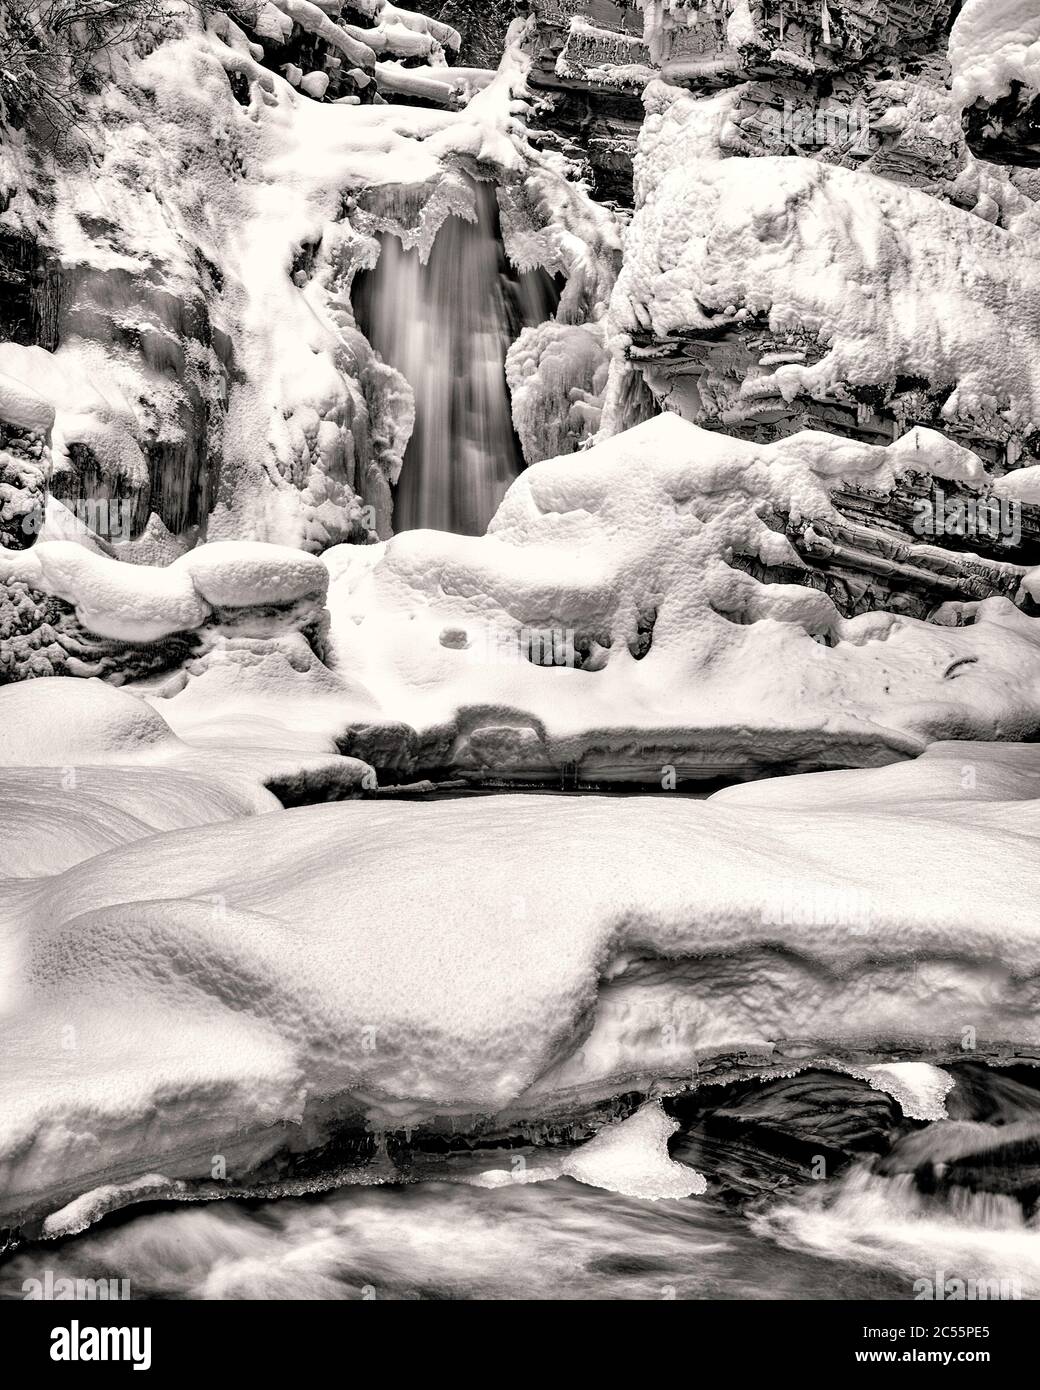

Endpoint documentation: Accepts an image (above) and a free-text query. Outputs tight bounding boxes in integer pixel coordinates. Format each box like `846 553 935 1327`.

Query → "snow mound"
951 0 1040 109
2 744 1039 1231
0 678 181 766
314 414 1040 779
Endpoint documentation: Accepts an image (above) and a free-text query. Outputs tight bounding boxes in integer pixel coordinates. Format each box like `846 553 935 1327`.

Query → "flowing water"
353 184 556 536
3 1163 1036 1301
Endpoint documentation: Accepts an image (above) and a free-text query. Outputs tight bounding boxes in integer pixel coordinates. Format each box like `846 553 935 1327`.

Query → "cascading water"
353 183 557 536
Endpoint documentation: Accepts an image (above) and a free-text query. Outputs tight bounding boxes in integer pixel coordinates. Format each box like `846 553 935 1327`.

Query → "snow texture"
950 0 1040 110
312 414 1040 778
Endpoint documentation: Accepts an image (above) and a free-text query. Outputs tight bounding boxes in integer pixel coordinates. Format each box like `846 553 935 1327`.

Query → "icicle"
820 1 831 46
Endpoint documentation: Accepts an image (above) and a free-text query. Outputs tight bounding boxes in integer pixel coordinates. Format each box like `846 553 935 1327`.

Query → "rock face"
523 1 651 204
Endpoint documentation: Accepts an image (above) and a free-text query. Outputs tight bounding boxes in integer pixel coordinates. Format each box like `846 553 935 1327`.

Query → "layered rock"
523 1 651 203
0 539 329 685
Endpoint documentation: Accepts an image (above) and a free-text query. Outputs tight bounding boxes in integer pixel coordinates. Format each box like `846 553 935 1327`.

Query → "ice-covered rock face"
0 3 626 558
0 5 551 556
611 134 1040 467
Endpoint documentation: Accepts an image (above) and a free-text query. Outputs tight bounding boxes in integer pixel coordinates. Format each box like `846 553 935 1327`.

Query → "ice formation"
0 2 617 561
474 1100 708 1200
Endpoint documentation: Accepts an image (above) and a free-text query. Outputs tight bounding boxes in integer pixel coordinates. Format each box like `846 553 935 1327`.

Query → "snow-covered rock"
611 150 1040 463
1 737 1038 1236
313 414 1040 781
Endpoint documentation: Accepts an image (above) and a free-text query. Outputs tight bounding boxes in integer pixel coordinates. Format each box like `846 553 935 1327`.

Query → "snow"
611 150 1040 443
8 413 1038 779
0 675 375 878
474 1100 708 1199
42 1177 186 1240
4 0 1040 1250
506 319 610 463
0 677 181 766
0 370 54 434
950 0 1040 110
299 71 330 100
173 541 327 609
1 738 1038 1230
993 464 1040 504
0 345 147 491
0 764 275 877
312 414 1040 779
0 540 326 642
559 1102 707 1199
856 1063 956 1122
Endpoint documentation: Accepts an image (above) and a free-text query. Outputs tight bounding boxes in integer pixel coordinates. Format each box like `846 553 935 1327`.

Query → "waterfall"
353 183 557 536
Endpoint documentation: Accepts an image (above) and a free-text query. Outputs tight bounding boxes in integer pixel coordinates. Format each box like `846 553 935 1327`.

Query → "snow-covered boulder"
1 739 1038 1237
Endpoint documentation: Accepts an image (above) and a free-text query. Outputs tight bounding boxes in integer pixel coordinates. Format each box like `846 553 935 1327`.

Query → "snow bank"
950 0 1040 110
312 414 1040 780
0 764 274 878
1 742 1038 1231
0 675 374 851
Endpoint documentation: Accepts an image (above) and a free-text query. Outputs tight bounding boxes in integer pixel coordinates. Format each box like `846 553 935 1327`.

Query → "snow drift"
1 724 1038 1237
